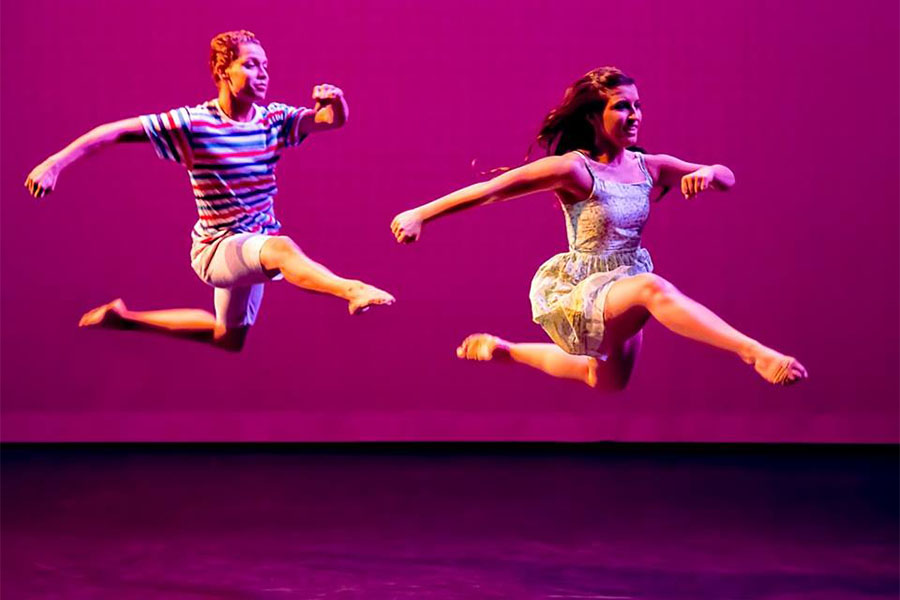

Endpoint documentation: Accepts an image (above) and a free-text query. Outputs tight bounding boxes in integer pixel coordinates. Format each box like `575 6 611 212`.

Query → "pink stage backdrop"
2 0 897 442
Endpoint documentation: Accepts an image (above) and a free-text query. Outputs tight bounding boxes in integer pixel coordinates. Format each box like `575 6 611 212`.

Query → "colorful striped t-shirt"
140 100 314 245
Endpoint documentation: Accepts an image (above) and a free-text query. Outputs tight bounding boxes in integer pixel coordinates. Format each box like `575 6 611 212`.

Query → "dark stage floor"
2 444 898 599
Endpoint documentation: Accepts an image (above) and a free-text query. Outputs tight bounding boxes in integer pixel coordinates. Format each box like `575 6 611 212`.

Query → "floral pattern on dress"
529 152 654 359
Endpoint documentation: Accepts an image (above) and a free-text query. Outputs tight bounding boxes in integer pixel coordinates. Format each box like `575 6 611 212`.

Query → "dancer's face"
592 84 642 148
220 43 269 101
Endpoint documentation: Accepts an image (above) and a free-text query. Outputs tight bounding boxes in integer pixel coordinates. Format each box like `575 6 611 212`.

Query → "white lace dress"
529 151 654 359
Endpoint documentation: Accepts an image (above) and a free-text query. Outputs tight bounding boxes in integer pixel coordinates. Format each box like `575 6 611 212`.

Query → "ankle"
738 340 762 365
338 279 362 300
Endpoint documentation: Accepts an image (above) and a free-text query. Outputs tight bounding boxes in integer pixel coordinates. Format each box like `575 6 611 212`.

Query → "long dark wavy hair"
537 66 636 157
534 67 669 200
478 66 668 199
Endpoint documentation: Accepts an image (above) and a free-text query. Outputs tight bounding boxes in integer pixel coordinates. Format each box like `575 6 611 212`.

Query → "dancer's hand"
391 209 424 243
25 156 62 199
312 84 343 108
681 167 714 199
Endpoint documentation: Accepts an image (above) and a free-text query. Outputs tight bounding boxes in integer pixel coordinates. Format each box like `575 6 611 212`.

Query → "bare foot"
347 282 395 315
455 333 512 361
746 343 808 386
78 298 129 328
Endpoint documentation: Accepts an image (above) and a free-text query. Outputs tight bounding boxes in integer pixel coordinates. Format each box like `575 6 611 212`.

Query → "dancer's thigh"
590 274 659 389
603 274 657 341
214 284 265 328
200 234 282 289
592 329 644 391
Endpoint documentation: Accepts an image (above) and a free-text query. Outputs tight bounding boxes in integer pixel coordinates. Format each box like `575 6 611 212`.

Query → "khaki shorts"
190 233 283 328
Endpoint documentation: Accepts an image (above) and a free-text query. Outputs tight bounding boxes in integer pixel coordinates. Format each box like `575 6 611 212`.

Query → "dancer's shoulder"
259 102 313 116
510 153 587 182
639 153 704 183
508 154 593 199
536 152 588 173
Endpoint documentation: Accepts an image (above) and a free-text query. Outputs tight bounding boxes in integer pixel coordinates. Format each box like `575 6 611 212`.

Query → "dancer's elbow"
713 165 735 190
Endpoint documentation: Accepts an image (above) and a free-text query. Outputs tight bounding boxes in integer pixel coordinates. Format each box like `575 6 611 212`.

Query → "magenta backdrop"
2 0 897 442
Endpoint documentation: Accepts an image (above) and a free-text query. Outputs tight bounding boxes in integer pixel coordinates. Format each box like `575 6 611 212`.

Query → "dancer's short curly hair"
209 30 260 84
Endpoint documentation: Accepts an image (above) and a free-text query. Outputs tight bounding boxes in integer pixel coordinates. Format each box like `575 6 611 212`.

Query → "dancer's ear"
215 65 229 87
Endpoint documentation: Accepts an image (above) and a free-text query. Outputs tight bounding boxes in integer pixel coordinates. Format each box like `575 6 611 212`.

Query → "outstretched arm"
643 153 735 200
391 153 589 243
297 84 348 135
25 117 147 198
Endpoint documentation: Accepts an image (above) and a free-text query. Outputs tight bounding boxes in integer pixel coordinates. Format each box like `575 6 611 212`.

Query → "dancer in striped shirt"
24 30 394 351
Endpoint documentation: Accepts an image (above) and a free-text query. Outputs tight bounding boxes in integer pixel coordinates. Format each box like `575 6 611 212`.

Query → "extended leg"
78 298 248 351
455 333 643 391
603 274 808 385
260 236 394 314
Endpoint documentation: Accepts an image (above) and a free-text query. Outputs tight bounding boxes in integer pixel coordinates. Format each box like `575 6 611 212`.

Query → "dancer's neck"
588 138 628 166
216 92 256 123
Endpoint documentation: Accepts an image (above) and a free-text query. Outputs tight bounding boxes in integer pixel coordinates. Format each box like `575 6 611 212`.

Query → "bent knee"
261 235 303 266
609 371 633 392
271 235 300 252
633 273 676 306
213 325 250 352
590 364 633 392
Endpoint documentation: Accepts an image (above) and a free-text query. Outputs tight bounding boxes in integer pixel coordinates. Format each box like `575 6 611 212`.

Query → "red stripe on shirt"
192 176 276 192
164 112 192 168
193 144 280 160
198 200 273 222
191 119 237 129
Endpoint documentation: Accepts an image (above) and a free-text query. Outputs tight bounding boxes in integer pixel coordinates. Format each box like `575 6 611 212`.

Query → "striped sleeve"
139 107 194 168
281 105 316 148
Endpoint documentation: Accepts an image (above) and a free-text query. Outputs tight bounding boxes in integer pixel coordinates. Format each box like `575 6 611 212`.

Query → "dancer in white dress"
391 67 807 389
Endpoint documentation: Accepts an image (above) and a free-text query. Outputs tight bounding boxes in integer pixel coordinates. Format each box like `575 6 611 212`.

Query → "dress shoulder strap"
634 152 654 185
571 150 598 200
